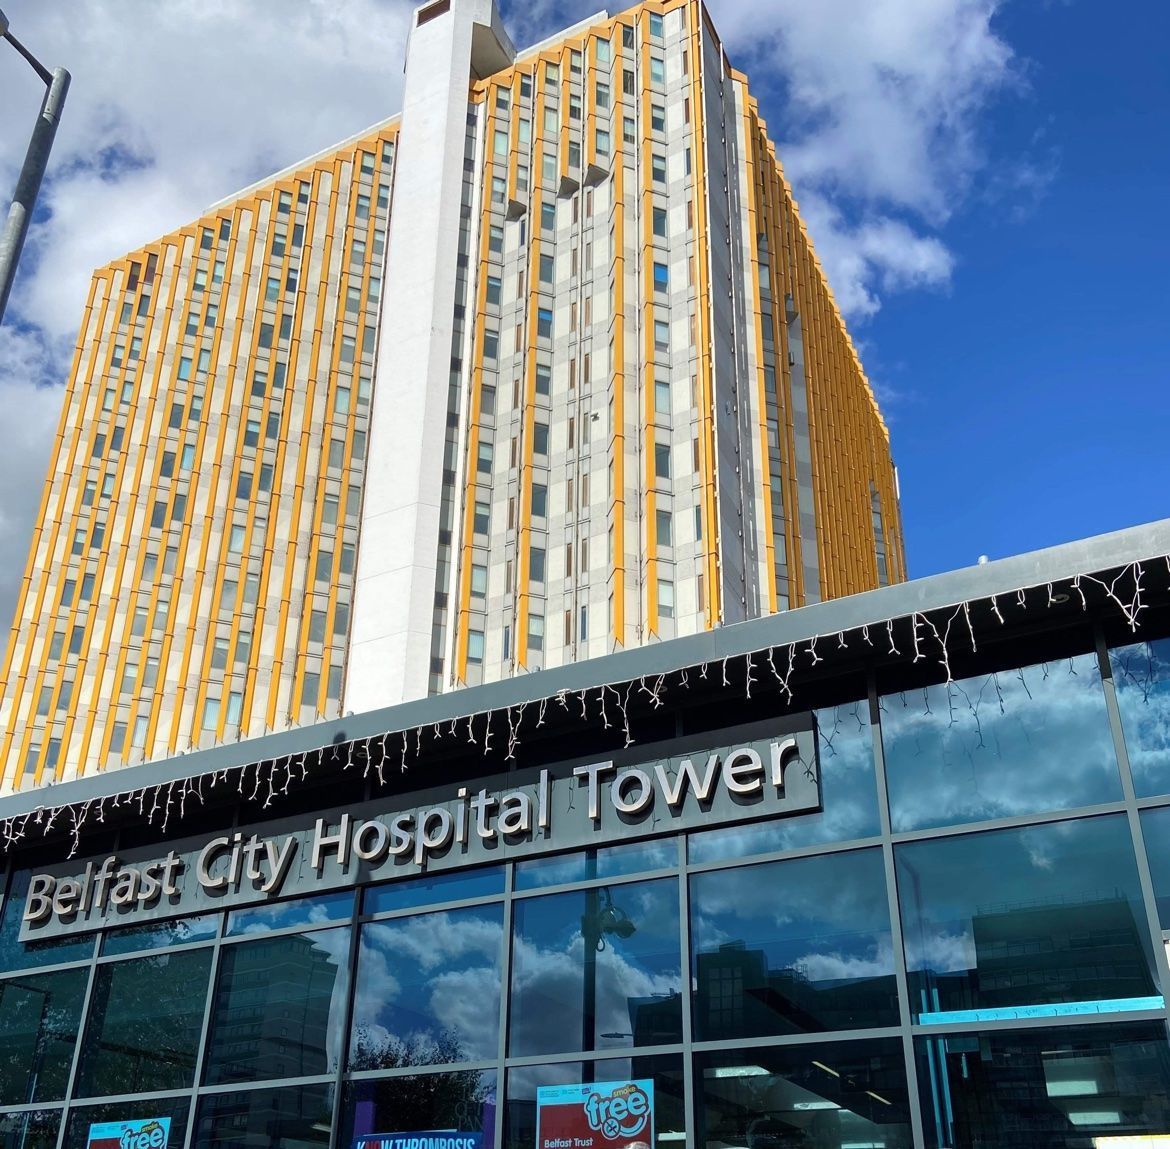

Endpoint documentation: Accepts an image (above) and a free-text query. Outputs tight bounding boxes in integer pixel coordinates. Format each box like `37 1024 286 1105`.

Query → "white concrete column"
346 0 513 713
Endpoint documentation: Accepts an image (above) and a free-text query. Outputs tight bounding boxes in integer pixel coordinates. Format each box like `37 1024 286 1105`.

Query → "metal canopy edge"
1 516 1167 824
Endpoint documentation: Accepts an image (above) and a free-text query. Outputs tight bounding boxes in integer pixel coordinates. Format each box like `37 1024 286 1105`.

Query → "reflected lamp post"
581 875 637 1083
0 7 70 326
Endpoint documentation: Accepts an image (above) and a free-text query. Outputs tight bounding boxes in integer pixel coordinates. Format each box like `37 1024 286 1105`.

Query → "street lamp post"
0 7 70 326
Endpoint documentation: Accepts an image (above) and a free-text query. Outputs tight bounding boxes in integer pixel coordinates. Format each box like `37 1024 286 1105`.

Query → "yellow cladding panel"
0 119 400 790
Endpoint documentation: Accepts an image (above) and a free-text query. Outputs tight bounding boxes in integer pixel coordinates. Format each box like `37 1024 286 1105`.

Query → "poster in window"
86 1118 171 1149
354 1134 485 1149
536 1080 654 1149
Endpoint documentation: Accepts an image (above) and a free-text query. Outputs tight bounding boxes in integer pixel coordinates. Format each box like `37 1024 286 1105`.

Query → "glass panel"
916 1021 1170 1149
203 926 351 1084
509 877 682 1057
691 848 898 1038
689 704 880 863
0 870 95 972
0 1110 60 1149
64 1097 190 1149
225 890 353 936
365 866 505 916
1140 805 1170 933
697 1040 912 1149
505 1055 684 1149
882 653 1120 831
1112 637 1170 796
102 914 218 956
75 949 212 1097
897 815 1159 1023
351 904 504 1069
344 1070 496 1149
193 1084 333 1149
515 842 677 891
0 967 88 1103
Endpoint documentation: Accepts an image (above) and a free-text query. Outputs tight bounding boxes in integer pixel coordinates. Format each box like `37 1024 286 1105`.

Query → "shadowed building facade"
0 0 903 792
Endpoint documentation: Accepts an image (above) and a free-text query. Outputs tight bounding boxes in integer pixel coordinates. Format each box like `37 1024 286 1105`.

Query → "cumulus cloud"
702 0 1023 319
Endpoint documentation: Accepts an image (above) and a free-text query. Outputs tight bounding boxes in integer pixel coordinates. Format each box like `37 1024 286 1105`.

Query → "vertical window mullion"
1096 625 1170 1009
868 670 927 1149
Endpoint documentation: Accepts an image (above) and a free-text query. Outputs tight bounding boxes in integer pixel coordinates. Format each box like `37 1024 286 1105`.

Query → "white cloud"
793 195 955 318
703 0 1021 319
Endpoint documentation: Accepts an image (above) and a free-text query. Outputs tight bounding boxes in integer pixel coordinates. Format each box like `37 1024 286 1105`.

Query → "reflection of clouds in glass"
793 935 894 982
901 928 976 976
509 879 681 1056
691 852 886 934
690 849 894 1005
689 704 879 863
228 891 351 936
896 816 1148 985
509 931 679 1054
1112 639 1170 797
882 656 1119 831
352 908 504 1065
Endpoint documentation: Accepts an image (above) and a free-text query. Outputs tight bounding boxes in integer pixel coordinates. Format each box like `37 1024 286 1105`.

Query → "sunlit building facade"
0 0 903 792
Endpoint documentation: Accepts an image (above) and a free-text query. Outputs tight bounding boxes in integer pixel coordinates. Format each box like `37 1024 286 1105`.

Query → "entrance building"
2 520 1170 1149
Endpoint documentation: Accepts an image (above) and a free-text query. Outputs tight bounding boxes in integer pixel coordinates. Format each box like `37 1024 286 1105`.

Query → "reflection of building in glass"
695 941 897 1038
209 934 341 1083
917 894 1157 1018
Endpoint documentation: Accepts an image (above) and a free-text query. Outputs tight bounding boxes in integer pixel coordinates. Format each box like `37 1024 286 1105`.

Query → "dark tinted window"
0 1109 60 1149
697 1041 911 1149
691 848 898 1038
194 1084 332 1149
0 967 88 1103
897 815 1158 1023
75 949 212 1097
345 1071 497 1149
917 1021 1170 1148
203 927 351 1085
0 870 94 972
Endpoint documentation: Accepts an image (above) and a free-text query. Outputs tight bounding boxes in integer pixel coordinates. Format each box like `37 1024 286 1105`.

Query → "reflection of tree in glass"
351 1027 481 1077
78 951 211 1096
0 970 86 1104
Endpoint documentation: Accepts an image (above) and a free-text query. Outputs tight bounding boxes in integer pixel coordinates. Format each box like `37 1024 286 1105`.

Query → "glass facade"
2 643 1170 1149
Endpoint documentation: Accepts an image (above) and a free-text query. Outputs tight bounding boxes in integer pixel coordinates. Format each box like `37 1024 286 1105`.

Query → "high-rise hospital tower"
0 0 904 791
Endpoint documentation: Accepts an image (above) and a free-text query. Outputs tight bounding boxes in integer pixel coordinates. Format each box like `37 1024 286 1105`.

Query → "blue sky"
865 0 1170 574
0 0 1165 631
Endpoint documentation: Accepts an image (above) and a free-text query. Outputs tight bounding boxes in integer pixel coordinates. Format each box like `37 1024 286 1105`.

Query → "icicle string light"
3 555 1164 857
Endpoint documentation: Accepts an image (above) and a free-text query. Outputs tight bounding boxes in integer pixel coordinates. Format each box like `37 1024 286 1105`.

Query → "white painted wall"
346 0 512 713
